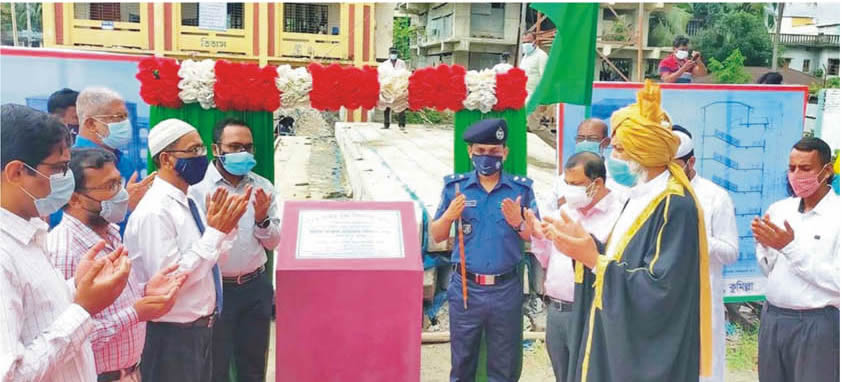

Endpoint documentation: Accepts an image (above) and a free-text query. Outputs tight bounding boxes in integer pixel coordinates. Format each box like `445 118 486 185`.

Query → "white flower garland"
378 69 410 113
177 59 216 110
463 69 497 113
275 65 313 109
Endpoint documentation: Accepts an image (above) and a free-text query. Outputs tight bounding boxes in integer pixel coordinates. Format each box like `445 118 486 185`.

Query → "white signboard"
296 209 405 259
199 3 228 31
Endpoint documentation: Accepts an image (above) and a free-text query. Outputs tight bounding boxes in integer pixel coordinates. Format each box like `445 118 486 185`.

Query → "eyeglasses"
34 161 71 176
164 145 208 157
221 143 255 154
82 180 122 194
92 114 128 123
575 135 604 143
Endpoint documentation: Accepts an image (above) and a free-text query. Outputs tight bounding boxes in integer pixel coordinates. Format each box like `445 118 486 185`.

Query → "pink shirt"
48 214 145 374
533 189 625 302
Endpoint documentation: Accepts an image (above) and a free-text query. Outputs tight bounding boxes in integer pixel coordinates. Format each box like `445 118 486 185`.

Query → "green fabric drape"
148 103 275 184
453 108 528 382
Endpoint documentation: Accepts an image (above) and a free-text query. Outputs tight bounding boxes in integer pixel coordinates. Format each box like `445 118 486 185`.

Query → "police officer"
431 118 539 382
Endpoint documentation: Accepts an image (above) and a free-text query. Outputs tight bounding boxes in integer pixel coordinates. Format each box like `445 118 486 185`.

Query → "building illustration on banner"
561 83 807 302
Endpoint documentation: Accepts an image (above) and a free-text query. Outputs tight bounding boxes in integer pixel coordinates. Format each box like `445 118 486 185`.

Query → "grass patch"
406 109 453 125
726 324 759 372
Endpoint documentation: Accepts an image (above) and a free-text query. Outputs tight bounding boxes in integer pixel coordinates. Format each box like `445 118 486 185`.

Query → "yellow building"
41 2 392 121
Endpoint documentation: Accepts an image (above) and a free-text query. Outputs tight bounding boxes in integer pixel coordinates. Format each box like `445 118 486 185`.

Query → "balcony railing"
775 33 840 48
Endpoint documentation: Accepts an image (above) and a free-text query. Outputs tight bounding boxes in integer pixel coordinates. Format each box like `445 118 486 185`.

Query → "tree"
693 11 773 67
648 6 692 47
708 49 753 84
392 16 412 62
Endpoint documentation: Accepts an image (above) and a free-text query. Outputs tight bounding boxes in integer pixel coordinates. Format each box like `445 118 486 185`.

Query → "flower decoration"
409 64 467 112
378 68 411 113
214 60 280 112
275 64 313 109
463 69 497 113
307 63 344 111
178 59 216 110
136 56 182 109
344 65 380 110
493 67 528 111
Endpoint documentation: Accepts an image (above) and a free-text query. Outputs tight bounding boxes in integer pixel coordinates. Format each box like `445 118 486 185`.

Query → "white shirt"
692 176 739 382
605 170 672 257
0 207 97 381
124 177 231 323
756 190 839 310
189 163 282 276
378 59 407 78
533 188 625 302
492 63 513 74
518 47 549 97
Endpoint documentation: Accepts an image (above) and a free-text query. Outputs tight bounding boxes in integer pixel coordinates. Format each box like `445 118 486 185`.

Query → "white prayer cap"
148 118 197 157
673 129 694 159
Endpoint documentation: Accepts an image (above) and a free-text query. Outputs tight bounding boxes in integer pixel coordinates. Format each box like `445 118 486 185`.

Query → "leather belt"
549 298 574 312
453 264 517 286
97 362 139 382
162 313 216 329
222 265 265 285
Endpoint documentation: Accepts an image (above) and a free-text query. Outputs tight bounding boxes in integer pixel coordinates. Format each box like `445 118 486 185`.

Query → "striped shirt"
48 213 145 374
0 207 97 381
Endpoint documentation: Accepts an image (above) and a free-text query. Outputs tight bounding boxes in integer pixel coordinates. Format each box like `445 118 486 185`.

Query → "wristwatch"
256 218 271 229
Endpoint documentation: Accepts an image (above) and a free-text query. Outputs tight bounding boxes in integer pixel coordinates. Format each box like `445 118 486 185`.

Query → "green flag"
525 3 599 114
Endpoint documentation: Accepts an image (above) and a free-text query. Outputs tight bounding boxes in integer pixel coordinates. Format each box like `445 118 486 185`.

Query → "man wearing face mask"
672 125 739 382
66 87 155 232
379 47 408 130
539 81 714 381
556 118 629 205
659 35 707 83
48 88 80 141
528 151 623 382
48 147 187 382
519 32 552 141
124 119 252 382
1 104 131 381
752 137 839 382
189 118 280 382
430 118 540 382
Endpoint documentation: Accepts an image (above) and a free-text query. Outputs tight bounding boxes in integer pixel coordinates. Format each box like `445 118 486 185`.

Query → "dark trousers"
545 302 572 382
448 271 523 382
759 303 840 382
141 321 213 382
383 107 406 128
211 273 274 382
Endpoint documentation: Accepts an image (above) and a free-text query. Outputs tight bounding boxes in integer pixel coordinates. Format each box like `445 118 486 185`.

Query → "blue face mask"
175 155 210 185
574 141 603 155
472 154 503 176
219 151 257 176
19 164 76 216
606 156 639 187
521 43 535 55
98 119 133 149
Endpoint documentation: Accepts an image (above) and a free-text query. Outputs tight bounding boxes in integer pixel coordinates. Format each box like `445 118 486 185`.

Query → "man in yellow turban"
534 80 713 381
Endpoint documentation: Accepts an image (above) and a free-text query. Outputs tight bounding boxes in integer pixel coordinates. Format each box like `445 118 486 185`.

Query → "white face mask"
561 181 595 210
389 54 398 60
675 50 689 60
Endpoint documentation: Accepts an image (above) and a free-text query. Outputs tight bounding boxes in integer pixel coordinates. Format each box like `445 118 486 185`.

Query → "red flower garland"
308 63 380 111
136 57 182 109
214 60 280 112
493 68 528 111
408 64 466 112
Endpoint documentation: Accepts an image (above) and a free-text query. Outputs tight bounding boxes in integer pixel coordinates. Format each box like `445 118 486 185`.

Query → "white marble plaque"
296 209 405 259
199 3 227 31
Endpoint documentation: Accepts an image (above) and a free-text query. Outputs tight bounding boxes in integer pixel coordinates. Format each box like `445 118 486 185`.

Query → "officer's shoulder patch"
510 175 534 187
443 172 470 185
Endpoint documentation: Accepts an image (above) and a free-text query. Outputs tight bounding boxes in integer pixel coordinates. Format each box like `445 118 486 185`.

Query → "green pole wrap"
453 107 528 382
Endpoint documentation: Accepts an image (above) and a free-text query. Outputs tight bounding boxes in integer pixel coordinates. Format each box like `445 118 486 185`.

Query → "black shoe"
382 125 390 129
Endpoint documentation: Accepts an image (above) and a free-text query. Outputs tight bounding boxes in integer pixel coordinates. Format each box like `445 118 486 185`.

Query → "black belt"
453 264 518 286
548 298 574 312
97 362 139 382
765 302 839 318
160 313 217 328
222 265 265 285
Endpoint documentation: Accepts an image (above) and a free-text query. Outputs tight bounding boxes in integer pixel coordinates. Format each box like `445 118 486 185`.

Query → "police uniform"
434 119 539 382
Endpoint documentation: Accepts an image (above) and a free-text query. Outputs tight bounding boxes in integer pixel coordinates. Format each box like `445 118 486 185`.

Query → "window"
283 3 329 34
180 3 244 29
802 59 811 73
599 58 631 81
74 3 140 23
471 3 505 39
828 59 839 76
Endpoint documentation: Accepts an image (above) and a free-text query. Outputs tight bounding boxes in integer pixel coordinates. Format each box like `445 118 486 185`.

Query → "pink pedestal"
275 201 423 382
